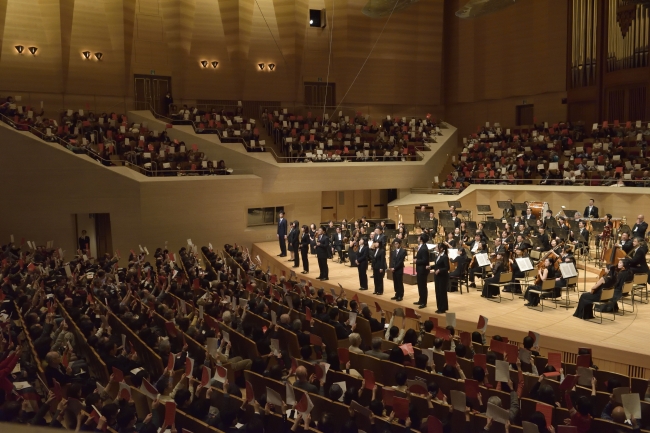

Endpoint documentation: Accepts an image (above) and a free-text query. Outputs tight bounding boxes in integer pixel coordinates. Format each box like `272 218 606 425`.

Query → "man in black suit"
78 230 90 251
356 239 369 291
534 226 551 252
632 215 648 239
583 199 599 218
372 241 387 295
414 234 431 307
390 239 406 301
277 211 287 257
619 232 633 254
572 220 590 253
450 211 461 229
315 228 329 280
524 207 536 221
629 237 649 275
332 227 345 263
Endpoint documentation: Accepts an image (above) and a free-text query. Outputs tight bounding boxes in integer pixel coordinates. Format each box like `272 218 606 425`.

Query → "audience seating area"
439 120 650 191
0 97 231 177
262 108 441 162
2 237 649 433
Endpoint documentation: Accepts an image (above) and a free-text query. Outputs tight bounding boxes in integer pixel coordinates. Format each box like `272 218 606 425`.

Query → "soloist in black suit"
632 221 648 239
315 235 330 279
390 248 407 299
356 245 369 290
415 244 430 305
277 218 288 256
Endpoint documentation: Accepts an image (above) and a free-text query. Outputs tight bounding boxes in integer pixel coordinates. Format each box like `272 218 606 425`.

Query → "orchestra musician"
449 248 469 292
372 240 387 295
432 243 450 313
574 265 616 320
524 257 556 307
524 207 536 221
584 199 599 218
632 215 648 239
332 227 346 263
534 226 551 252
277 211 288 257
619 232 633 254
315 228 329 280
360 216 370 228
507 246 526 294
468 236 488 288
427 211 439 233
444 232 458 249
503 199 515 219
628 237 649 276
390 239 407 302
356 238 369 291
594 214 613 248
571 220 590 253
482 251 505 299
514 234 531 253
542 210 554 229
450 211 461 229
414 234 431 308
300 225 310 274
520 201 530 217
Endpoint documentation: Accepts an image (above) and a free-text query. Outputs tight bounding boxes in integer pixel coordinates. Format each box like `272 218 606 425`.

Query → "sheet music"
515 257 534 272
448 249 459 260
559 262 577 278
475 253 490 267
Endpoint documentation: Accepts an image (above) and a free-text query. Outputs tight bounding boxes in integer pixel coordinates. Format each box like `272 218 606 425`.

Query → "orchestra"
274 198 648 321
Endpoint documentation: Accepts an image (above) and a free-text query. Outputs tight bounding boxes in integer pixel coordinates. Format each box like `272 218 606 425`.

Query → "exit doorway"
74 213 113 258
516 104 534 125
134 74 172 115
304 82 335 107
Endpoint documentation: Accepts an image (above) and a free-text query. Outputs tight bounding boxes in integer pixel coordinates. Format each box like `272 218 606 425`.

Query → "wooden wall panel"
444 0 568 137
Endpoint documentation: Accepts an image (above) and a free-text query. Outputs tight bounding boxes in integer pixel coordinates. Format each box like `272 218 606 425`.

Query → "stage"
251 241 650 374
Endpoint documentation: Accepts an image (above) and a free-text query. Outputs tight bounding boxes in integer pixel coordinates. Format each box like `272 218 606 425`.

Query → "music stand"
573 232 589 292
513 203 528 211
526 219 538 228
484 220 497 231
563 209 578 218
420 220 434 230
496 201 511 209
545 218 558 229
466 220 478 232
591 221 605 261
477 205 492 221
555 227 570 241
447 201 462 208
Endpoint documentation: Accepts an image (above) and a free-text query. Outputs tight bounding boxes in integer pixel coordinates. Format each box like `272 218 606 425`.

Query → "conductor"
356 239 369 291
315 228 330 280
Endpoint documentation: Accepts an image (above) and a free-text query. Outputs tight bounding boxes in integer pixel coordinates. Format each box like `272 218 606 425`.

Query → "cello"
535 250 559 285
599 244 626 278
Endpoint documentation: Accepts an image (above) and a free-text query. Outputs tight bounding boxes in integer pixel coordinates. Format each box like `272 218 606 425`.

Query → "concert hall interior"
2 0 650 432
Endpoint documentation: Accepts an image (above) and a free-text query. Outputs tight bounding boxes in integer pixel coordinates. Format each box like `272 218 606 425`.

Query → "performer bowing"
414 234 430 308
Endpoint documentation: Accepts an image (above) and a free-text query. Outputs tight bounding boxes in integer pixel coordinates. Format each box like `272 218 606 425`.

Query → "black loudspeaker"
309 9 326 28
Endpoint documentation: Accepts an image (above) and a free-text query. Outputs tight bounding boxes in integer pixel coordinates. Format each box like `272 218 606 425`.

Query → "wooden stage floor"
251 242 650 370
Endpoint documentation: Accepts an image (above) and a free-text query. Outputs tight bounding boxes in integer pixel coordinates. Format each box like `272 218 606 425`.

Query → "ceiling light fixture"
211 61 219 68
95 52 103 60
201 60 208 67
82 51 91 60
258 63 265 70
268 63 276 71
28 47 38 55
15 45 24 54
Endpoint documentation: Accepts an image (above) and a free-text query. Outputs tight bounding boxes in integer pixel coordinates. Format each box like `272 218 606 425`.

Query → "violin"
535 250 559 284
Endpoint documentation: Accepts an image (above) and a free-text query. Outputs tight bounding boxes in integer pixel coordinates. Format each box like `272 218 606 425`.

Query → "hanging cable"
322 0 335 120
327 0 399 120
255 0 289 68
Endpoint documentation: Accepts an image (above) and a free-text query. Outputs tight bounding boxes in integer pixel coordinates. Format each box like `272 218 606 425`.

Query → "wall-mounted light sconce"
211 61 219 68
95 52 103 61
268 63 276 71
200 60 208 68
258 63 265 70
28 47 38 55
82 51 91 60
15 45 24 54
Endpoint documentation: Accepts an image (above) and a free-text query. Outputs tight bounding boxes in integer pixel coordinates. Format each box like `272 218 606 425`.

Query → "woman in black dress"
309 223 317 254
482 252 504 298
300 225 310 274
524 257 556 307
574 265 616 319
433 243 450 313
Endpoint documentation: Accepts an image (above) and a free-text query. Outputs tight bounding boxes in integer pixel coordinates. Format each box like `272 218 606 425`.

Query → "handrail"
410 188 461 194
